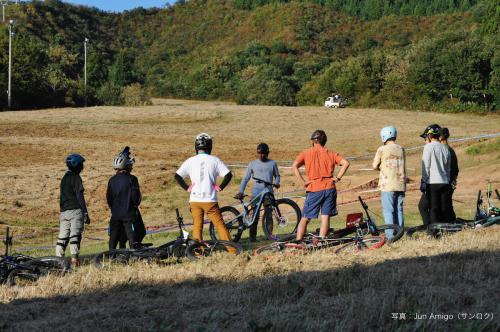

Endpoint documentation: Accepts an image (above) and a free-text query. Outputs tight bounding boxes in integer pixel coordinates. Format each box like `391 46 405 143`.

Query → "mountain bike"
407 182 500 237
94 209 242 267
209 177 301 242
254 196 402 255
1 227 69 286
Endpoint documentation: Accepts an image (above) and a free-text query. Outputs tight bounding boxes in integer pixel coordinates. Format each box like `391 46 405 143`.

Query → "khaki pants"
56 209 84 258
190 202 232 242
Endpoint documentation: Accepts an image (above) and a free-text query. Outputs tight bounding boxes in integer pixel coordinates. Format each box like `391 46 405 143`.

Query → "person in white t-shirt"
174 133 233 242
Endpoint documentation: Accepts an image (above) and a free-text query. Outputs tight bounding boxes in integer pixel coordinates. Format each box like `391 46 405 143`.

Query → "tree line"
0 0 498 112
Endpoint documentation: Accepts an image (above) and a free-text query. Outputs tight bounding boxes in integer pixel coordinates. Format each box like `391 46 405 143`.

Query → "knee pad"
69 234 82 249
56 237 69 250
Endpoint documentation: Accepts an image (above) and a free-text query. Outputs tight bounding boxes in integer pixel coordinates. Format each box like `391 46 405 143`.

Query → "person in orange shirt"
292 130 350 241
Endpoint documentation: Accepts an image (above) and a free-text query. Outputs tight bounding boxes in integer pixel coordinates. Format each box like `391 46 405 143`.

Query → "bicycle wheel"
263 198 301 241
29 257 70 276
185 240 242 261
335 236 385 254
253 242 286 255
209 206 243 241
7 268 40 287
253 242 307 255
373 224 404 243
479 216 500 228
93 249 133 268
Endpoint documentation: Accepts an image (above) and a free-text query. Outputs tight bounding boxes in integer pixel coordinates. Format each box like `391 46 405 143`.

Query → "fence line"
4 131 499 252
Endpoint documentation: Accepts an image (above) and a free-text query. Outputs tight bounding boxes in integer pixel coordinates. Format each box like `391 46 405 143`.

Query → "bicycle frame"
146 209 191 257
1 228 39 282
238 187 276 227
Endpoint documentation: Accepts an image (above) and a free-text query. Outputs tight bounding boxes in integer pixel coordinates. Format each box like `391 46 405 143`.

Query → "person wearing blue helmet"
372 126 406 240
56 153 90 266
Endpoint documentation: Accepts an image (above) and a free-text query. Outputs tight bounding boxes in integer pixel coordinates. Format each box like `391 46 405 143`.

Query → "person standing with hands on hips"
292 130 350 241
175 133 235 247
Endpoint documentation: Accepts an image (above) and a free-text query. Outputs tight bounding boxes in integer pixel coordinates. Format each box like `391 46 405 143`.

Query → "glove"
274 183 281 189
234 192 245 200
450 180 457 191
84 213 91 225
420 180 427 193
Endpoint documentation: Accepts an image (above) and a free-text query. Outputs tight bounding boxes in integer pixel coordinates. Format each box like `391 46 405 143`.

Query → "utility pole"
1 1 7 23
84 37 89 107
8 19 13 109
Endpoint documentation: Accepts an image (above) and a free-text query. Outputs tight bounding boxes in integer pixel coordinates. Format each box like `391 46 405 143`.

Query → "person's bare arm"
293 161 310 188
335 158 350 181
372 148 381 171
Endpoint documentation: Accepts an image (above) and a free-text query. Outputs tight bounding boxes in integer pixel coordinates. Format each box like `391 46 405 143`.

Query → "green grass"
466 138 500 157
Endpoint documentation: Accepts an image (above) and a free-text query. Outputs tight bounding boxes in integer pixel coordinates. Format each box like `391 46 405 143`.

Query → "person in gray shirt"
418 124 451 226
236 143 280 241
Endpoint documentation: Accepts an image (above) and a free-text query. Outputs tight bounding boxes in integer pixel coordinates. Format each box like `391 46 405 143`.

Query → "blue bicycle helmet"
380 126 397 143
66 154 85 170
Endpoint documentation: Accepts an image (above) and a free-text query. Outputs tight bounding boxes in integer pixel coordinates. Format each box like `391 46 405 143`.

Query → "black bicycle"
94 209 242 267
1 227 69 286
209 177 301 242
254 196 403 255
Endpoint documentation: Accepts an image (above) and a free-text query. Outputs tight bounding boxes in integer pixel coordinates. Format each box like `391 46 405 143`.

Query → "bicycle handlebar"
253 177 278 188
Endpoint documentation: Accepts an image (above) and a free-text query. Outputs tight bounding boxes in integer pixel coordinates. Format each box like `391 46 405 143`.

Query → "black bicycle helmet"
257 143 270 154
310 130 327 146
440 127 450 140
420 124 442 139
66 153 85 173
195 133 213 153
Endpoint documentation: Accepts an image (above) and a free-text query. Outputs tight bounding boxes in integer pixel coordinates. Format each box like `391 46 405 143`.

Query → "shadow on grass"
0 250 498 331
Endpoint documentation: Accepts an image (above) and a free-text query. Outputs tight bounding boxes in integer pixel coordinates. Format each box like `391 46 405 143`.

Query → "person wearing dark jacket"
440 128 459 222
106 147 142 249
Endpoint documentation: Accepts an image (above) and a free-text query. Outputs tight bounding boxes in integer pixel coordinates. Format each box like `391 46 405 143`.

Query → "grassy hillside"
0 0 498 111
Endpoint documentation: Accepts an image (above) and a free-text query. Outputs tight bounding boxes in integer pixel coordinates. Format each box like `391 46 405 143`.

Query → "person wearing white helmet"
175 133 234 247
372 126 406 239
106 147 143 250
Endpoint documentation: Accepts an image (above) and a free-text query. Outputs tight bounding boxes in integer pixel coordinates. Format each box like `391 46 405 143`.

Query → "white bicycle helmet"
112 146 135 170
380 126 397 143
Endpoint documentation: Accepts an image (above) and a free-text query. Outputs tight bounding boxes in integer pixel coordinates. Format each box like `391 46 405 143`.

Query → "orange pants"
190 202 232 242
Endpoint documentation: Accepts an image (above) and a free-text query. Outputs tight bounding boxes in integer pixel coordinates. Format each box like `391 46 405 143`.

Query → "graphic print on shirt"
196 161 205 198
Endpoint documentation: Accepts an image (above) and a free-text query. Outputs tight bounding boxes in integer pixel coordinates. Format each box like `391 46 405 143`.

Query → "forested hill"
0 0 498 111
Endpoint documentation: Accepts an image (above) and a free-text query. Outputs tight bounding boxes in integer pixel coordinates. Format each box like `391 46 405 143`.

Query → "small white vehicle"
324 96 347 108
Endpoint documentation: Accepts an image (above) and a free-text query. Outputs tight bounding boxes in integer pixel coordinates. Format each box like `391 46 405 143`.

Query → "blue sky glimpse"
64 1 170 12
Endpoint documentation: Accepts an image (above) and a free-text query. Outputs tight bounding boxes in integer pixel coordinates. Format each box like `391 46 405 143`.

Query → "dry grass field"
0 100 499 331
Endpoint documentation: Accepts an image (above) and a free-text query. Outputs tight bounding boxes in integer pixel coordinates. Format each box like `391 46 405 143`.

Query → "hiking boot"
249 237 257 243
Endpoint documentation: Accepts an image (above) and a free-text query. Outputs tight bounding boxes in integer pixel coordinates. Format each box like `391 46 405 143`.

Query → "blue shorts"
302 188 338 219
